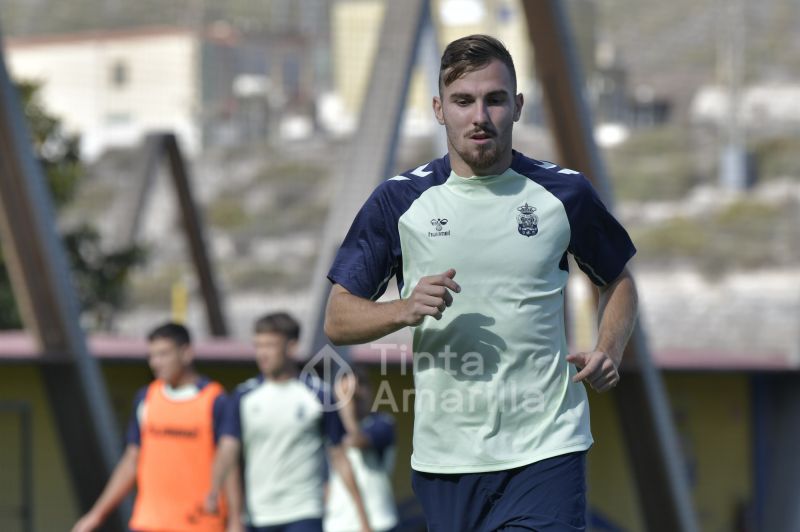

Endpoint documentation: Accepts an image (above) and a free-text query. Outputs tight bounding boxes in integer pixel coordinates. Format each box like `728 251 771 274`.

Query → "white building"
5 25 249 160
690 83 800 131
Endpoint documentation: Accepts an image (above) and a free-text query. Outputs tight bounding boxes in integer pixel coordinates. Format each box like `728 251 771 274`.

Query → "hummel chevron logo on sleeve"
411 164 433 177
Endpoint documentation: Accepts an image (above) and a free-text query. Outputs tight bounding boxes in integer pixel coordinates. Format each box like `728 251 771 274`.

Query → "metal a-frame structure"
521 4 697 530
303 1 698 530
121 132 228 337
0 31 227 531
0 26 128 532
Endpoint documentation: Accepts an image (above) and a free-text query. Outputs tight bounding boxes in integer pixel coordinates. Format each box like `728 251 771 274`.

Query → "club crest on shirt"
428 218 450 237
516 203 539 237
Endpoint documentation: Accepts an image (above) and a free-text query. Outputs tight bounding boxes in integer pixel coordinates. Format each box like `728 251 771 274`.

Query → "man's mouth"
469 131 493 139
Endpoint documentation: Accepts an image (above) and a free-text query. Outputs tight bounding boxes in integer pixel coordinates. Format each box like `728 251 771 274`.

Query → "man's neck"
449 150 513 177
166 370 199 389
265 366 297 382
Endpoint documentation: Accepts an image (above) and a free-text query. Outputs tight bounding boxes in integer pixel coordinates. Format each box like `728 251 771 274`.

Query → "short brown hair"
253 312 300 341
148 322 191 346
439 34 517 92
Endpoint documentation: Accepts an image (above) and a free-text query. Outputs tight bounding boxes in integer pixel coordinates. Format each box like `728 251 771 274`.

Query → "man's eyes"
452 96 506 106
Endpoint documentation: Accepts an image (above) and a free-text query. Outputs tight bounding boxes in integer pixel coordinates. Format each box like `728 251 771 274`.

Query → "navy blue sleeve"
220 388 244 441
566 176 636 286
362 414 395 453
327 184 398 300
212 393 227 443
302 374 347 445
124 386 148 447
322 381 346 445
324 409 347 446
317 378 346 445
512 154 636 286
327 157 451 298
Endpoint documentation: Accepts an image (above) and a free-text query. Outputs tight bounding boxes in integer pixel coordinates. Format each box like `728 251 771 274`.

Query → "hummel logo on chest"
428 218 450 237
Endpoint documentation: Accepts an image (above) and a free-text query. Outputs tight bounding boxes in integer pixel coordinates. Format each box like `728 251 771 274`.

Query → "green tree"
0 81 145 329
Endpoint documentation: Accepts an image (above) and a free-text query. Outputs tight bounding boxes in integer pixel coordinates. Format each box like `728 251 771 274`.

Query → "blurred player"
326 369 398 532
324 34 639 531
72 322 242 532
205 312 371 532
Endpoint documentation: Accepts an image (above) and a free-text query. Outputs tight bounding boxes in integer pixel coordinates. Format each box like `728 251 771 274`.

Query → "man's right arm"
205 436 241 514
324 269 461 346
71 444 139 532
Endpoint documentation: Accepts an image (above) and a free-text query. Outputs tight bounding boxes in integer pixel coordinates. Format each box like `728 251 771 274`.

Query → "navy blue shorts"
411 451 587 532
247 517 323 532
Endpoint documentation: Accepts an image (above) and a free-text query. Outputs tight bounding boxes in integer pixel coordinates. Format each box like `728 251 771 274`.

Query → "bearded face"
433 59 523 177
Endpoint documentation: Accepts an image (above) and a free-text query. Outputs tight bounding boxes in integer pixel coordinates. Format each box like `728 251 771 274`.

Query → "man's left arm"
222 464 243 532
567 268 638 392
328 444 372 532
207 391 244 518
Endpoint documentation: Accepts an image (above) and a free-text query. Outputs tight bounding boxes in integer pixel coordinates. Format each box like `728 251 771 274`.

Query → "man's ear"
513 93 524 122
180 344 194 366
433 96 445 125
286 338 299 359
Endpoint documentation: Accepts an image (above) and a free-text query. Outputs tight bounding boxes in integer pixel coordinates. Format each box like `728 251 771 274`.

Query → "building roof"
0 330 255 362
1 330 796 371
690 83 800 126
4 26 194 48
4 23 240 49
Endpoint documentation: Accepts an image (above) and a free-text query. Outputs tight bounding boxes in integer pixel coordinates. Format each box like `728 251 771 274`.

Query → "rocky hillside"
63 127 800 364
596 0 800 115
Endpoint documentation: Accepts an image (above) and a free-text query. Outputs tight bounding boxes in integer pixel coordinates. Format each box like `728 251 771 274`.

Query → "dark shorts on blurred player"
412 451 587 532
247 517 323 532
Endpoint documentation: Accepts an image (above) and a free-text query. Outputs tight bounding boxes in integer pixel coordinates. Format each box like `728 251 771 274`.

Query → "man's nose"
471 100 490 124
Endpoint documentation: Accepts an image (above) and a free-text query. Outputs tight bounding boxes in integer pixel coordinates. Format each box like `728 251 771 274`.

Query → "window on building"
104 112 131 125
110 61 128 88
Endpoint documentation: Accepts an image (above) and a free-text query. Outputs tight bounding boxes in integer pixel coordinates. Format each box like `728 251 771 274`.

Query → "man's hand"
71 511 102 532
402 268 460 325
567 351 619 393
335 372 358 410
334 372 361 438
226 518 244 532
70 444 139 532
324 269 461 345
